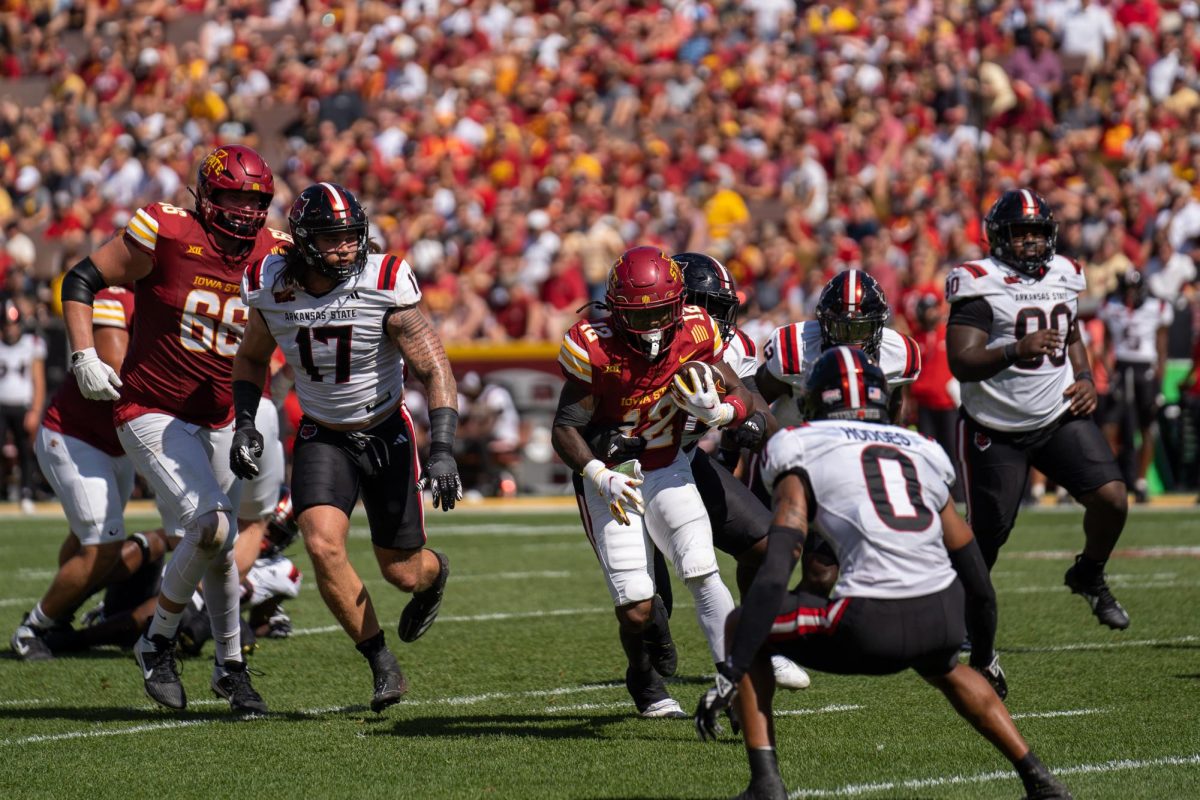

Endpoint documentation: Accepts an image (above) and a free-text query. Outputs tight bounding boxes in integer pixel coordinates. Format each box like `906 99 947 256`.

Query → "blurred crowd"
2 0 1200 495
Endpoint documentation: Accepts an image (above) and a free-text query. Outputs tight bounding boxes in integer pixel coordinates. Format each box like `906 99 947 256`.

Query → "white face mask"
640 330 664 360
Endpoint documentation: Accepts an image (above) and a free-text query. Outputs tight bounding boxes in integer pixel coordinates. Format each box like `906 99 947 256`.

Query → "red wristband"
725 394 748 425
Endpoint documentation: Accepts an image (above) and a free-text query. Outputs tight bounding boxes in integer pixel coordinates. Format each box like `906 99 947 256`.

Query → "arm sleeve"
948 537 997 666
947 297 993 333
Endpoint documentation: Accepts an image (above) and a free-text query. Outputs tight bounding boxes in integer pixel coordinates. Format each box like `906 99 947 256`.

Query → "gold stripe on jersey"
93 299 127 328
126 209 158 251
709 318 722 354
562 334 590 364
690 323 711 345
558 348 592 384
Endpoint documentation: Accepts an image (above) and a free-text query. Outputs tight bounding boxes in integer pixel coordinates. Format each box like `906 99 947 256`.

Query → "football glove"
230 426 264 480
582 459 644 526
695 661 740 742
586 427 647 462
70 347 122 401
671 367 734 428
419 450 463 511
971 652 1008 701
732 410 768 452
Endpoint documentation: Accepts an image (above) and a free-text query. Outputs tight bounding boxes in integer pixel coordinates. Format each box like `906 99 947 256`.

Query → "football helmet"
288 182 370 281
1 299 22 345
1116 268 1148 309
804 346 890 423
262 487 299 559
675 252 738 342
195 144 274 242
985 189 1058 278
606 246 685 361
815 269 890 361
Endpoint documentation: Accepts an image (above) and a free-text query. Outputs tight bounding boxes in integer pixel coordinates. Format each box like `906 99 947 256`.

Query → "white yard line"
790 753 1200 798
0 698 55 707
0 597 36 607
1005 635 1199 653
1010 708 1105 720
776 704 865 717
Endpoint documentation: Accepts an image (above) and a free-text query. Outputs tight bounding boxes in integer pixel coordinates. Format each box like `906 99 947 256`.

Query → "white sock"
685 571 735 663
203 549 242 666
27 602 54 631
147 605 184 641
159 536 213 607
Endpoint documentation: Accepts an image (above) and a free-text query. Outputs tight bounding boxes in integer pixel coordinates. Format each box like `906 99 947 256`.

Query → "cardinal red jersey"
43 286 136 456
116 201 292 427
558 305 725 470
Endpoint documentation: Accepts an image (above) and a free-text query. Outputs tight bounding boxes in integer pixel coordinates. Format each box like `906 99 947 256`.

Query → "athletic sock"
27 602 54 631
355 631 387 661
147 605 184 641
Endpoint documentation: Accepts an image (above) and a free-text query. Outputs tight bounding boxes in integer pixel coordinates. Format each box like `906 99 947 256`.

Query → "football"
671 360 727 406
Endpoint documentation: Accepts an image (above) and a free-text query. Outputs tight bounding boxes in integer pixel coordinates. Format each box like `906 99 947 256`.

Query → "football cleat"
1064 557 1130 630
642 595 677 678
211 660 268 715
732 778 789 800
10 615 53 661
626 665 687 719
770 655 811 690
1023 775 1074 800
265 608 293 639
369 648 409 713
1133 479 1149 505
135 634 187 710
398 550 450 643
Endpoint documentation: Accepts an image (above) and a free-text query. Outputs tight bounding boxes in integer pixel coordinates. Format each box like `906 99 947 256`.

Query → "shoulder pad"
945 261 1000 303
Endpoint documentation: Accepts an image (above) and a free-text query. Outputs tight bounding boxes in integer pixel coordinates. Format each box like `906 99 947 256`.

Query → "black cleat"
135 634 187 710
732 778 788 800
369 648 409 712
642 595 677 678
625 665 687 718
11 615 54 661
1064 557 1130 630
398 550 449 643
211 660 268 715
1023 775 1074 800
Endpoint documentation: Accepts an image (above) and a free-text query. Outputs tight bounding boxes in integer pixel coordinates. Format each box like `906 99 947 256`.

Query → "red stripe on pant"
400 403 427 544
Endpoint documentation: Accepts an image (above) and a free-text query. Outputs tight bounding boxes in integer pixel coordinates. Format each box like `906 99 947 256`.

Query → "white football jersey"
0 333 45 406
242 253 422 426
760 419 958 601
946 254 1085 432
1099 298 1172 365
682 327 758 449
762 321 921 426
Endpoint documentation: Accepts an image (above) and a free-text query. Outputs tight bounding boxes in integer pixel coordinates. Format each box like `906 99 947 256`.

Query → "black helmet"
1115 268 1148 307
985 189 1058 278
288 182 369 281
262 487 299 559
804 346 891 423
815 269 890 361
674 251 738 341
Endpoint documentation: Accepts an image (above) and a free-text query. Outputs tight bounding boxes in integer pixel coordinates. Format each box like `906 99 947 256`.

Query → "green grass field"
1 507 1198 799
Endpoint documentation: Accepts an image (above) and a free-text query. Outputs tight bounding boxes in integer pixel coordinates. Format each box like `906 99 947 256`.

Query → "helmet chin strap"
641 330 664 360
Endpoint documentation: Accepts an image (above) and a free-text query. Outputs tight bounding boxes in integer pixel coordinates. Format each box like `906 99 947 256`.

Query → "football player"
695 348 1072 800
946 189 1129 634
231 182 461 713
11 286 134 660
753 269 922 597
1098 269 1172 503
0 298 45 514
552 246 752 718
623 251 810 691
60 144 284 714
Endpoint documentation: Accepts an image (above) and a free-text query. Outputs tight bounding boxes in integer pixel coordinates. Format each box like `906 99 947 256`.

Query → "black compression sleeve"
554 391 593 429
947 297 993 332
428 407 458 456
61 257 109 306
948 538 997 666
726 523 805 680
232 380 261 431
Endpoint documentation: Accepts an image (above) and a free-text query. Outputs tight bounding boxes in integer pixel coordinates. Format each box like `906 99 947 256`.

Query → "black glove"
230 427 264 480
971 652 1008 701
420 450 462 511
733 410 768 452
695 661 740 742
586 427 646 462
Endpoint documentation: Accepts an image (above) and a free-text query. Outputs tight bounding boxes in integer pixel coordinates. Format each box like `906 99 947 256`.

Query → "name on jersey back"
283 308 358 322
837 426 914 447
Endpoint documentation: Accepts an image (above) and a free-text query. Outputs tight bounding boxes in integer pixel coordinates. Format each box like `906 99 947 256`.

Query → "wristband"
725 394 748 425
1075 370 1093 383
1002 342 1018 364
232 379 262 430
428 406 458 455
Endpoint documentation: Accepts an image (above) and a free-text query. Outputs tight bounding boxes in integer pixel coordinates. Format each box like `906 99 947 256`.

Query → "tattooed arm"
388 305 457 408
724 471 813 679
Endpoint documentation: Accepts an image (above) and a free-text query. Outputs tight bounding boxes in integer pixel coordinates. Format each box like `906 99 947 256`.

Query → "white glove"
670 367 734 428
583 459 644 526
70 347 122 401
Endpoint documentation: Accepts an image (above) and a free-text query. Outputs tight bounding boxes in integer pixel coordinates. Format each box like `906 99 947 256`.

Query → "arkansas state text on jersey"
242 252 422 426
118 201 292 428
558 305 725 470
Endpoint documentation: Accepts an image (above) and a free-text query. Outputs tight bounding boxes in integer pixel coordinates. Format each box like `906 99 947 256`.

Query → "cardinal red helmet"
195 144 274 242
605 246 684 361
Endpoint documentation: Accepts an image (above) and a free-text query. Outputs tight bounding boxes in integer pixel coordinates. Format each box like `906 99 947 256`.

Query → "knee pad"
187 510 233 552
616 570 656 607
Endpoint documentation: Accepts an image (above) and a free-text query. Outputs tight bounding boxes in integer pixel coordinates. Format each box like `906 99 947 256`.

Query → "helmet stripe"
836 346 861 408
844 270 860 312
1020 189 1037 217
320 182 351 220
712 257 732 288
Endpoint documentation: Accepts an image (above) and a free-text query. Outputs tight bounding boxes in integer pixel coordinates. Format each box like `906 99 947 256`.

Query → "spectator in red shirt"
908 292 962 502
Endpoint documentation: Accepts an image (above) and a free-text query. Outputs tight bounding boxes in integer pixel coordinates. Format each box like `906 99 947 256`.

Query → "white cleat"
772 654 811 690
640 698 688 719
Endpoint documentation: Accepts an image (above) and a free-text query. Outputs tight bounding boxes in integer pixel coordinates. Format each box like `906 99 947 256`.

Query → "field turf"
1 506 1197 799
